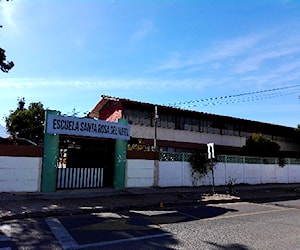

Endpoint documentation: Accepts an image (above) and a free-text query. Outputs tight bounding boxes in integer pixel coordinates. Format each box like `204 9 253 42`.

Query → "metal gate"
57 167 104 189
56 137 115 190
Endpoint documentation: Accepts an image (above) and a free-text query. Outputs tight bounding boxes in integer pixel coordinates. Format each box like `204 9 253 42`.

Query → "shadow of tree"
0 219 61 250
206 241 250 250
54 205 238 249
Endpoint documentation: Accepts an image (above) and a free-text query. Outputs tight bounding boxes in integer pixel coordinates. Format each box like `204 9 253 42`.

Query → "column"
113 119 128 189
41 110 59 192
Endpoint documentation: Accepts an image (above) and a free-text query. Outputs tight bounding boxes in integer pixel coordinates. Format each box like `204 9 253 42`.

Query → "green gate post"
113 119 128 190
41 110 60 192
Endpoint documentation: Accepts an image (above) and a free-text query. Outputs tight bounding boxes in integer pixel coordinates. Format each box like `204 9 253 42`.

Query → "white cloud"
0 0 23 34
152 25 300 96
200 34 264 62
155 33 264 72
130 20 157 45
234 45 300 74
276 60 300 74
156 52 184 71
0 76 213 92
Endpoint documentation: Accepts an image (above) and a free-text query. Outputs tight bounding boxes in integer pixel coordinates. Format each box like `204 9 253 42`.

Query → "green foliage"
278 157 286 168
1 1 14 73
189 150 217 188
5 98 45 144
0 48 14 73
189 151 217 186
189 151 211 177
242 133 280 157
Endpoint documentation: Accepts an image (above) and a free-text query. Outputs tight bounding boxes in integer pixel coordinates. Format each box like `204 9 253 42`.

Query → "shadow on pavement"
56 205 237 249
206 241 250 250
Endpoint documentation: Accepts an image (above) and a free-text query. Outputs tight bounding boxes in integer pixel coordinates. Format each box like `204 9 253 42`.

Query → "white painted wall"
158 162 185 187
2 152 298 191
126 159 155 187
126 157 300 187
0 156 42 192
158 161 300 187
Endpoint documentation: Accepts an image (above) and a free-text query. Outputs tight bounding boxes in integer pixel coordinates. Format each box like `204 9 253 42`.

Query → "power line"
169 84 300 108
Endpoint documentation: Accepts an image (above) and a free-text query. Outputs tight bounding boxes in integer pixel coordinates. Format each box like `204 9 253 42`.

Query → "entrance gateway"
41 110 130 192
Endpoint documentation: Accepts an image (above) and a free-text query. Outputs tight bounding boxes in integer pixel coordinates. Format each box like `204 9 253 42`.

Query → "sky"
0 0 300 132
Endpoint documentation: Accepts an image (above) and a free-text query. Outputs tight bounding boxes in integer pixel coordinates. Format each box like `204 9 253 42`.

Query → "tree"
1 0 14 73
0 48 14 72
5 98 45 144
242 133 280 157
189 150 217 191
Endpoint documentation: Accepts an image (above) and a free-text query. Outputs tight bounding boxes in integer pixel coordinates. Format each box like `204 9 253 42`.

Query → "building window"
200 120 213 133
123 110 134 124
167 115 175 129
140 111 151 126
191 118 200 132
132 111 141 124
175 115 185 130
160 114 167 128
223 123 235 136
200 120 206 132
184 117 192 131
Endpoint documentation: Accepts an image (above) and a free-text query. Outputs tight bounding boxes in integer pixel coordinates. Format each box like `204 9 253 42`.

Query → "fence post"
41 110 60 192
113 119 128 190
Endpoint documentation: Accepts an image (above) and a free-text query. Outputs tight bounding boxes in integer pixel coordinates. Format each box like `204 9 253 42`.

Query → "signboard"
46 114 130 141
207 142 215 159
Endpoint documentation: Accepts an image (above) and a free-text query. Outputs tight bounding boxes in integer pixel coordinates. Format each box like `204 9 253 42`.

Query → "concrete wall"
0 156 42 192
158 162 300 187
126 157 300 188
158 161 191 187
0 145 43 192
126 159 155 187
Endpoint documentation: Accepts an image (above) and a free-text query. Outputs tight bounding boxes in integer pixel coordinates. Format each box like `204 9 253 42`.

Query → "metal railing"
57 167 104 189
159 152 300 165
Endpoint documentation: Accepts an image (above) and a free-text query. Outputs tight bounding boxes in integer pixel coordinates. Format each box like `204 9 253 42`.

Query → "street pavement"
1 183 300 222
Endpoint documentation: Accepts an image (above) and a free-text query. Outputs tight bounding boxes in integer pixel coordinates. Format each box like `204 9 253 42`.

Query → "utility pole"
153 105 159 186
154 105 158 151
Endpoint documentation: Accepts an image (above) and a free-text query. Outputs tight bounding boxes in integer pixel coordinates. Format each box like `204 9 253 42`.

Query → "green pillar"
114 119 128 190
41 110 60 192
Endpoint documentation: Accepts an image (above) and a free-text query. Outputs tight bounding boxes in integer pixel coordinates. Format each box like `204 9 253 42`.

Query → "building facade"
89 95 300 157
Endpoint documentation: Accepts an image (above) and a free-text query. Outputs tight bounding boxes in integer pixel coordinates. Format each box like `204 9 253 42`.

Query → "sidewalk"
1 183 300 222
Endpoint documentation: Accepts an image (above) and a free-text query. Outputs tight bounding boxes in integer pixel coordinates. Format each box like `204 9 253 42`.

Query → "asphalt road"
1 199 300 249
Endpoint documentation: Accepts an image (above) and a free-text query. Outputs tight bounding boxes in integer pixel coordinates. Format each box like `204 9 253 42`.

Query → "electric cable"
169 84 300 109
